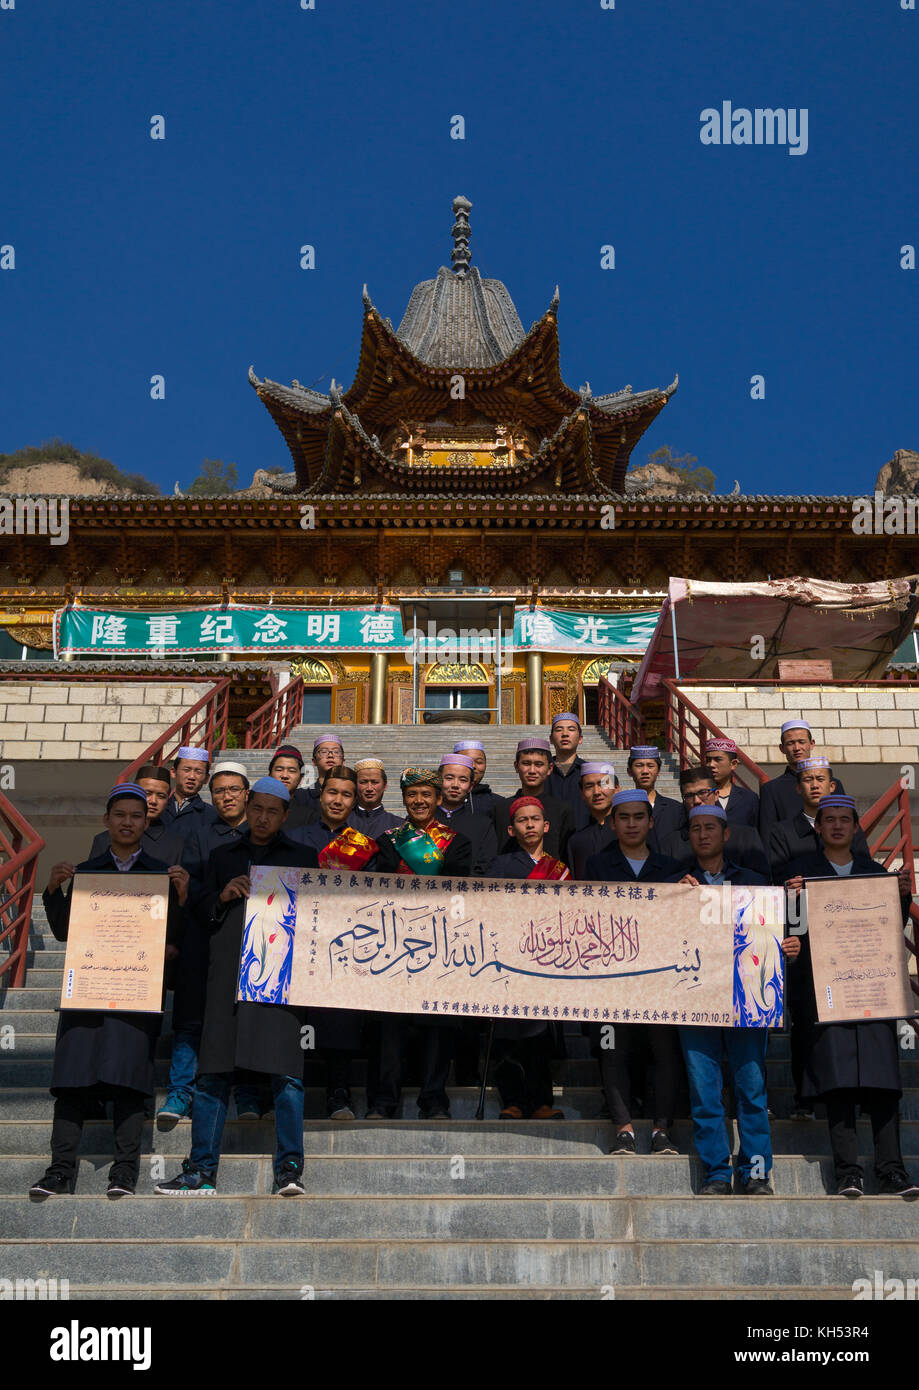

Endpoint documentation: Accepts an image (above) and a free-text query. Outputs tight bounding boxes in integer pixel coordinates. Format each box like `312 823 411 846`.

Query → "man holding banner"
29 783 188 1200
156 776 317 1196
783 794 919 1198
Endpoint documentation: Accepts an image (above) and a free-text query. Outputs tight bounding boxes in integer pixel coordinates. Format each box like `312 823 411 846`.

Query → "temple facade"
2 196 918 728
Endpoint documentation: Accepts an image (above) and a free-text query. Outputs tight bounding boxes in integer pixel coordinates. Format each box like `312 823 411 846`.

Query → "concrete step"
2 1233 917 1291
3 1193 918 1241
0 1153 870 1198
2 1116 919 1158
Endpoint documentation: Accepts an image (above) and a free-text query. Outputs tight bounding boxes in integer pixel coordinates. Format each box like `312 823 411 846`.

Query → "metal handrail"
121 677 232 779
660 678 769 788
597 675 644 749
245 676 304 749
0 791 46 988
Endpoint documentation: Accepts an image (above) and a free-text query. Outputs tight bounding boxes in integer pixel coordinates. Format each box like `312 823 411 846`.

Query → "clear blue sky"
1 0 916 496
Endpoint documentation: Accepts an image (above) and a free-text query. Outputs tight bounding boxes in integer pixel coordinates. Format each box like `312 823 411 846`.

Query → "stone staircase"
3 896 919 1299
232 722 683 805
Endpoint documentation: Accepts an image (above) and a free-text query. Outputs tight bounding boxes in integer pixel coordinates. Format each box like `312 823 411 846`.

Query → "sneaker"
836 1174 864 1198
365 1108 393 1120
273 1162 305 1196
736 1177 773 1196
877 1170 919 1197
157 1093 192 1127
789 1105 815 1121
154 1159 217 1195
327 1090 355 1121
499 1105 525 1120
106 1172 135 1199
700 1179 733 1195
650 1129 679 1155
609 1129 636 1156
29 1170 74 1200
236 1105 261 1120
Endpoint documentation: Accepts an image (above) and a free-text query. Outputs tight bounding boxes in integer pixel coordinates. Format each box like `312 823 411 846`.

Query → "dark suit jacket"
434 804 498 875
769 810 869 875
548 757 591 831
669 858 767 887
720 781 760 829
660 823 771 882
584 844 682 883
568 818 617 880
759 767 847 842
90 819 185 870
645 794 684 848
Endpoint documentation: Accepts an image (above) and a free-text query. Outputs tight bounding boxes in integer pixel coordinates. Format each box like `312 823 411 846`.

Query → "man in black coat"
567 762 619 879
89 763 186 868
157 761 257 1126
782 795 918 1197
29 783 188 1200
433 753 497 874
160 745 218 837
768 758 869 878
758 719 847 843
669 805 774 1195
584 790 684 1157
349 758 403 839
627 745 684 848
547 712 591 831
493 738 573 865
367 767 472 1119
156 777 318 1196
450 739 502 818
703 737 760 828
659 767 771 881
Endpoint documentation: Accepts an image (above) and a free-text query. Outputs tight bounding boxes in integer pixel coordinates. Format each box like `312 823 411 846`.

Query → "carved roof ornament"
451 195 473 278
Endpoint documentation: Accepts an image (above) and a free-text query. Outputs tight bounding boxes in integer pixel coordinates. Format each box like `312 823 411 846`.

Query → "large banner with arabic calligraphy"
238 869 785 1029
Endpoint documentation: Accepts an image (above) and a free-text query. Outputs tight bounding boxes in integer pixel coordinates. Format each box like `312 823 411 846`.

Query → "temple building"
2 195 919 730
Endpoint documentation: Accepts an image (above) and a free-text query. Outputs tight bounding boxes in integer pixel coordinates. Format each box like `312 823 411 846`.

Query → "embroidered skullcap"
250 776 290 803
628 745 660 761
689 803 727 823
508 796 545 820
106 782 148 811
581 762 615 778
515 737 552 756
551 711 582 730
454 740 485 753
354 758 385 772
211 761 248 780
797 756 830 771
705 737 737 754
440 753 475 770
313 732 343 750
816 795 857 814
781 720 812 736
611 789 651 809
400 767 443 790
271 744 304 767
176 745 209 763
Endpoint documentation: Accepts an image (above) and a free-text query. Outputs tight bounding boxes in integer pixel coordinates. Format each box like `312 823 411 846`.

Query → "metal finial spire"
451 195 472 278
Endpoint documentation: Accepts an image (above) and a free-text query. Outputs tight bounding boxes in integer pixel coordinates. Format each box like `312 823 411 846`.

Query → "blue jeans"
190 1072 305 1178
678 1027 772 1184
167 1027 201 1103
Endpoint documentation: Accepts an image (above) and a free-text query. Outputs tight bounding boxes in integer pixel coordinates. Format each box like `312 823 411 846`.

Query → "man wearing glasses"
657 767 770 880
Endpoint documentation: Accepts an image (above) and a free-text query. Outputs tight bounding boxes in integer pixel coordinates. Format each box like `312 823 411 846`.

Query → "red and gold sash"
527 854 570 882
318 826 378 871
391 819 457 875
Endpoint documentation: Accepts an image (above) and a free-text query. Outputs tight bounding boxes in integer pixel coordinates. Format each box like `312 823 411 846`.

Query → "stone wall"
687 686 919 765
0 681 212 760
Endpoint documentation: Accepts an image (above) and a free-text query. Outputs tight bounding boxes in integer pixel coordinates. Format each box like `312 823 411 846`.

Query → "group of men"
29 712 918 1203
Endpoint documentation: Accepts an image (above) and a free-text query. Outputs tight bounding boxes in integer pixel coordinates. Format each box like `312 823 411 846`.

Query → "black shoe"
419 1108 451 1120
273 1161 305 1196
106 1170 136 1199
700 1179 733 1195
609 1129 636 1156
836 1174 864 1197
29 1170 74 1200
877 1170 919 1197
736 1177 773 1196
327 1088 355 1121
650 1129 679 1155
154 1158 217 1195
365 1107 394 1120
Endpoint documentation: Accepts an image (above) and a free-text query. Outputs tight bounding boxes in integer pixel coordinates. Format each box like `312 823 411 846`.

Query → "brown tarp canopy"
631 576 919 701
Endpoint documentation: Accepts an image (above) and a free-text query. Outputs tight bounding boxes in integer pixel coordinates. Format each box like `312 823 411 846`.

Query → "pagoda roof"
250 196 676 494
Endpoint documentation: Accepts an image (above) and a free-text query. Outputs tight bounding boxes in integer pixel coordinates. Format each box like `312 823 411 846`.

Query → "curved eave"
593 389 675 492
311 404 608 496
